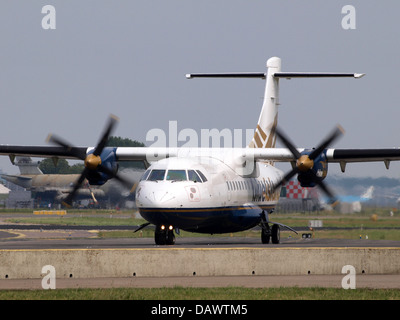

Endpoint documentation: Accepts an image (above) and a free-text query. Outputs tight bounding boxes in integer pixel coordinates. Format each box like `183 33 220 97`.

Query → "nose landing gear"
155 225 176 245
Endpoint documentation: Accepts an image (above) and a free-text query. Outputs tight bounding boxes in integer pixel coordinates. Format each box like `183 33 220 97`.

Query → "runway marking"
0 231 25 240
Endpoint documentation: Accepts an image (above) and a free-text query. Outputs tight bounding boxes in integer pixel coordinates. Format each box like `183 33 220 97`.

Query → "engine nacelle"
85 147 118 185
297 149 328 188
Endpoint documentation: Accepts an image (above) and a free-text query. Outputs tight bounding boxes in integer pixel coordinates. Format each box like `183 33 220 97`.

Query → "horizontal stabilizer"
186 72 364 80
186 73 266 79
274 72 365 79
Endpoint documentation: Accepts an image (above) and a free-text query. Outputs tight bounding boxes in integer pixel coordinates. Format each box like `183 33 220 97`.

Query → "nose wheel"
155 225 176 245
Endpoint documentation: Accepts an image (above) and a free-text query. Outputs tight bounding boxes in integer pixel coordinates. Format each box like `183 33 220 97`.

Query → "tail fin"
361 186 374 200
186 57 364 150
14 157 43 175
248 57 281 149
248 57 365 149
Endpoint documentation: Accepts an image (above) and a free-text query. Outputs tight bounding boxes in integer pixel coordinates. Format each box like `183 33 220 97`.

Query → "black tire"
166 230 176 245
261 228 270 244
155 226 166 245
271 224 280 244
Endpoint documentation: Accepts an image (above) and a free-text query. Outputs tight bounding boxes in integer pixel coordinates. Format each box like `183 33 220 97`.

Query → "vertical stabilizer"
361 186 374 200
248 57 281 149
186 57 363 152
14 157 43 175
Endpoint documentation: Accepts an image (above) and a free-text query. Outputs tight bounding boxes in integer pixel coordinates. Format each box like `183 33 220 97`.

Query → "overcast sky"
0 1 400 178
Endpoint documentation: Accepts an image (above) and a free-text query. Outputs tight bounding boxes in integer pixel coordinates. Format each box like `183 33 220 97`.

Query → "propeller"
47 114 136 207
273 125 345 205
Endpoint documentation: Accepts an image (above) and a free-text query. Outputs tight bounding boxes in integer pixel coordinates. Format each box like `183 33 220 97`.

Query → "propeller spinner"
273 125 345 206
47 114 135 207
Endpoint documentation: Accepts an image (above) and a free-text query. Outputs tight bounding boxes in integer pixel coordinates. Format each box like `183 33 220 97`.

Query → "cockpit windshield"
166 170 187 181
140 169 151 181
196 170 208 182
188 170 201 182
147 169 166 181
141 168 208 182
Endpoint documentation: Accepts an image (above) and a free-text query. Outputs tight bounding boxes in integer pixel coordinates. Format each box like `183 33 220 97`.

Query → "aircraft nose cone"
149 190 175 204
136 186 176 207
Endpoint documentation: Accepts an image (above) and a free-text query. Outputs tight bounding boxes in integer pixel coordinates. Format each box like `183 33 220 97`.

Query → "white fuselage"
136 157 283 233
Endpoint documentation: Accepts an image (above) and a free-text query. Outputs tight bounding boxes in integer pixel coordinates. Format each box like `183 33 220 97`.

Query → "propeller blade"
275 128 301 159
47 114 137 208
46 134 86 160
62 169 89 207
93 114 119 156
309 125 344 160
305 170 339 206
273 125 344 208
272 167 299 193
315 179 339 206
98 164 137 193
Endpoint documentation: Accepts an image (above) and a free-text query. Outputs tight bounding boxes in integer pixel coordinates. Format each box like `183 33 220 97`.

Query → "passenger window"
148 169 166 181
140 169 151 181
166 170 187 181
196 170 208 182
188 170 201 183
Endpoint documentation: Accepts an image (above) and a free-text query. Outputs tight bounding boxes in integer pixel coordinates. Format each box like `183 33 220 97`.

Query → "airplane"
318 185 374 212
0 156 141 207
2 56 400 245
336 185 374 204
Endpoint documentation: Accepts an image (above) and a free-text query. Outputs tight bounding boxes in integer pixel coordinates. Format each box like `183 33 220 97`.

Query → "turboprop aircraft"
1 57 400 245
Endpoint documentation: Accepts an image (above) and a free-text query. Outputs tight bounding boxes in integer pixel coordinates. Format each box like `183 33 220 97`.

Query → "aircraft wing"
0 145 88 163
252 147 400 172
325 148 400 172
0 144 399 177
1 146 400 168
115 147 400 175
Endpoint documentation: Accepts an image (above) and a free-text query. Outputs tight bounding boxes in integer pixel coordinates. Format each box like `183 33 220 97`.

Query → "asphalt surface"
0 228 399 249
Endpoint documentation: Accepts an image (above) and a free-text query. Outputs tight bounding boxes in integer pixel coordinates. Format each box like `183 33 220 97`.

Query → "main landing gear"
261 223 280 244
155 224 176 245
260 211 280 244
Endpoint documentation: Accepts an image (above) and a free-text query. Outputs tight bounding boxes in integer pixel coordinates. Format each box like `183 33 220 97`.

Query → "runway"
1 228 400 249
